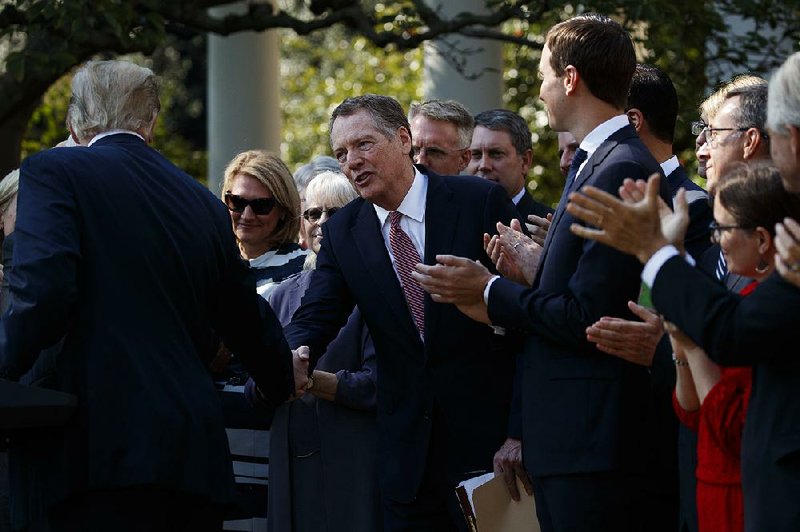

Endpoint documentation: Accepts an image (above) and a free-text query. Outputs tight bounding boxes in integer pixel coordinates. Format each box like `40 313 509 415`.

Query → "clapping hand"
586 301 664 366
483 219 542 286
567 173 687 264
526 213 552 247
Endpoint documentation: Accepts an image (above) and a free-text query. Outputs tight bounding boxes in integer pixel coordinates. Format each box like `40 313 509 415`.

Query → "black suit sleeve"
652 256 800 365
0 156 80 380
284 225 356 366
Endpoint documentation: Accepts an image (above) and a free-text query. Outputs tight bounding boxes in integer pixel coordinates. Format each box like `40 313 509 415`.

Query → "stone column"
207 1 281 195
422 0 504 114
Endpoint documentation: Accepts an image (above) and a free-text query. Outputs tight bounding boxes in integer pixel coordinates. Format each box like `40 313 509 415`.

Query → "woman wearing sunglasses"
222 150 307 299
217 150 307 531
260 171 381 532
668 164 800 532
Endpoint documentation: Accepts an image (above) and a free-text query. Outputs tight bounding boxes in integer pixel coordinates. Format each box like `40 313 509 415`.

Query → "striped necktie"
389 211 425 338
716 249 728 281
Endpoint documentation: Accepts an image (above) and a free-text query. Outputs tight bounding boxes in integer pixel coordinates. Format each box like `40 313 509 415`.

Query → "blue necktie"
565 148 589 193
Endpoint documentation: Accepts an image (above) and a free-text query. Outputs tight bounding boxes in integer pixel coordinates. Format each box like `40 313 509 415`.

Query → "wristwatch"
306 375 314 390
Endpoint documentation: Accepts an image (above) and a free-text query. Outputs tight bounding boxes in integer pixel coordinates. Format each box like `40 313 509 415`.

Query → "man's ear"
626 108 644 133
458 148 471 173
520 148 533 174
743 127 767 160
563 65 579 95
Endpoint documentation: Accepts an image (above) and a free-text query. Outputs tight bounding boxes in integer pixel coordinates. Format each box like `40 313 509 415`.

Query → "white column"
422 0 504 114
207 1 281 195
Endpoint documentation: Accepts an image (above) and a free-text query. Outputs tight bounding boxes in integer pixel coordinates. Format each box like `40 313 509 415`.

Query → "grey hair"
473 109 532 155
67 60 160 143
330 94 412 158
408 99 474 149
302 170 356 270
767 52 800 132
700 74 765 121
294 155 341 195
727 84 768 134
0 169 19 211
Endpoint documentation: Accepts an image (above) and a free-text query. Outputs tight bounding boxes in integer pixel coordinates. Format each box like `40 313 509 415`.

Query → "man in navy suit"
566 53 800 532
416 14 671 530
0 60 295 531
284 95 519 531
467 109 553 220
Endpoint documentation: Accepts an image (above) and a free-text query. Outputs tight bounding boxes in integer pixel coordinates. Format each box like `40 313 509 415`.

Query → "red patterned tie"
389 211 425 338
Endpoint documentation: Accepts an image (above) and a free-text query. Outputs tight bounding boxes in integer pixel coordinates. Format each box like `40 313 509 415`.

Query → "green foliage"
279 25 423 172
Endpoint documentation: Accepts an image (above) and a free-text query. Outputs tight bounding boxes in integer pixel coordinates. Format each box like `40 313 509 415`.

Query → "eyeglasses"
412 146 464 161
224 192 277 215
691 121 707 136
303 206 339 222
709 221 751 243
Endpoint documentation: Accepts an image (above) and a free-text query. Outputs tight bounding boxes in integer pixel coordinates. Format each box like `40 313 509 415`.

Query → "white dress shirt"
374 166 428 280
660 155 679 177
641 245 696 288
573 114 630 181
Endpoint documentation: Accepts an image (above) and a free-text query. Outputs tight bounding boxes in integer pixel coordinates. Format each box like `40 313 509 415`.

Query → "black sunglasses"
224 192 276 215
303 207 339 222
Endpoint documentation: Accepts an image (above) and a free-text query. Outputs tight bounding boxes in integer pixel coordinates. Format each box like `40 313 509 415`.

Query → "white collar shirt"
660 155 679 177
575 114 630 181
374 166 427 268
87 129 145 147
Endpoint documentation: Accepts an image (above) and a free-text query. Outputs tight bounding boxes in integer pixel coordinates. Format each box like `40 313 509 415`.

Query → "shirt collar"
660 155 679 177
374 166 428 227
87 129 145 147
511 186 526 206
579 115 630 159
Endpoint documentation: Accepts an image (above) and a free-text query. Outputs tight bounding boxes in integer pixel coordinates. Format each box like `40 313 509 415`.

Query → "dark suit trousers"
48 486 224 532
382 409 471 532
532 472 649 532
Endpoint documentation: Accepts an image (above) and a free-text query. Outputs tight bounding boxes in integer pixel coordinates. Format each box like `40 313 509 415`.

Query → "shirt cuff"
483 275 500 305
641 245 696 287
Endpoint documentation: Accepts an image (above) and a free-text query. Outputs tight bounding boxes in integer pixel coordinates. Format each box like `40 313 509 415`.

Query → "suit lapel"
422 172 458 349
351 201 418 334
535 126 634 285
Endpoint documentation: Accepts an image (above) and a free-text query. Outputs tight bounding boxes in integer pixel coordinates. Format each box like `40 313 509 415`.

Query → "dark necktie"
566 148 589 190
389 211 425 338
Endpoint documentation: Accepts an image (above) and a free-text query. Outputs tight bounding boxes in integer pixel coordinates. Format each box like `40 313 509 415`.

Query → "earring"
755 256 770 274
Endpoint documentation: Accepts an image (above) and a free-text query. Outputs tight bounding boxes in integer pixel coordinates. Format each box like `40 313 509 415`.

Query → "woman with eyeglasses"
255 171 381 532
222 150 307 299
667 164 800 532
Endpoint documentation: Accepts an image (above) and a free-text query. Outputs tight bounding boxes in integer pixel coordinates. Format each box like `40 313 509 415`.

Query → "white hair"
0 169 20 211
67 60 160 143
767 52 800 132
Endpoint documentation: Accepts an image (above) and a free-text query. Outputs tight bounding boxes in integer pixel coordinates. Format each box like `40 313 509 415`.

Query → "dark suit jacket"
515 190 554 220
0 134 292 527
284 168 519 502
652 256 800 531
487 125 671 477
666 165 712 261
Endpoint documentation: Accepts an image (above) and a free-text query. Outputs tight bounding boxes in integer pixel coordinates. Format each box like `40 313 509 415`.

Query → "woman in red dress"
668 165 800 532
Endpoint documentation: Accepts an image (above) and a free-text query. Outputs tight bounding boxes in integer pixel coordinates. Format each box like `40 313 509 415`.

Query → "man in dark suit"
467 109 553 220
416 14 671 530
626 63 712 261
284 95 519 531
566 52 800 530
0 60 295 531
